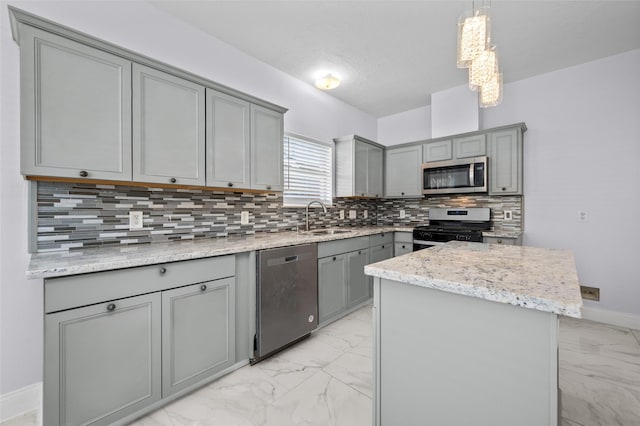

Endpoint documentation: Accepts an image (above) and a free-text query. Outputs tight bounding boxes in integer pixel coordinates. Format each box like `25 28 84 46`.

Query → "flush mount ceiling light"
314 73 341 90
456 1 503 107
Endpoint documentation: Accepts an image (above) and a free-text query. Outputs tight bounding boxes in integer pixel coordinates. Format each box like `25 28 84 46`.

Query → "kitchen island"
364 241 582 426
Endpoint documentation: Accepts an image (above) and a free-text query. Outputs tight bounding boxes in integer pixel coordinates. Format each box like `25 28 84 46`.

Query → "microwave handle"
469 163 474 186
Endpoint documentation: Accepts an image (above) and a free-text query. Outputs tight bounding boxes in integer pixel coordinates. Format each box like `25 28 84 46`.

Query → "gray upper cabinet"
423 140 452 163
454 134 486 158
488 126 523 195
251 105 284 191
205 89 251 189
19 25 132 181
133 64 206 186
44 293 161 426
162 277 235 397
385 145 423 198
335 135 384 198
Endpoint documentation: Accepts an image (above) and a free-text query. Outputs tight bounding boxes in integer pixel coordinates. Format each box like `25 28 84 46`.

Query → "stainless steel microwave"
422 156 488 195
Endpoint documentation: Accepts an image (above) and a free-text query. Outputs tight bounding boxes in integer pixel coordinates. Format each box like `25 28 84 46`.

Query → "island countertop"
364 241 582 318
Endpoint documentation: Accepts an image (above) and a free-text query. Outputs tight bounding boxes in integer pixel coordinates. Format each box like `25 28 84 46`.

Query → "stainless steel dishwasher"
253 243 318 363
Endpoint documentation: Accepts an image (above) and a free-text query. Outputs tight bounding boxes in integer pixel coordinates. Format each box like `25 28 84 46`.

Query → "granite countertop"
365 241 582 318
27 226 412 279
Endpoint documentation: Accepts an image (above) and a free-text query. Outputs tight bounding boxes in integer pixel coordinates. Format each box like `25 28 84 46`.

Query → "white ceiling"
149 1 640 117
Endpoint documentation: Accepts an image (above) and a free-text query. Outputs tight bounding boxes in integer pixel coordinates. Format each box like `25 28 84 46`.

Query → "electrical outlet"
578 211 589 222
129 211 143 230
580 285 600 301
399 210 406 219
504 210 513 221
339 210 345 220
240 211 249 225
363 210 368 219
349 210 357 219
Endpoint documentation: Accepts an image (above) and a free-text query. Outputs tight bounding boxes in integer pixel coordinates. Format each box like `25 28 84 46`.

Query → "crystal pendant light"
457 7 490 68
469 45 498 90
480 72 503 108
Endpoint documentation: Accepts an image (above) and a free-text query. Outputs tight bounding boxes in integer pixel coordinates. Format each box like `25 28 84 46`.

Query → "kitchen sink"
309 229 353 235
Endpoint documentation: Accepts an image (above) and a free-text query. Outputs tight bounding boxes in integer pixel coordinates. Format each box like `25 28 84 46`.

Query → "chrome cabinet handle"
107 303 116 311
159 267 167 274
79 170 88 177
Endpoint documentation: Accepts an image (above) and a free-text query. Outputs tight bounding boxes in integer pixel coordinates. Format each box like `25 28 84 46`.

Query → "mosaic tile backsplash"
36 181 522 252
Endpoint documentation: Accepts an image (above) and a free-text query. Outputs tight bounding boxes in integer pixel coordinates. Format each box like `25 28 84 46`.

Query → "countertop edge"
28 226 413 279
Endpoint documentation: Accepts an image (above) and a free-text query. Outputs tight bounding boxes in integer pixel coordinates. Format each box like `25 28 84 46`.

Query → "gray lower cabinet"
205 89 251 189
394 231 413 256
19 25 132 181
44 293 161 426
488 126 523 195
318 236 372 325
370 243 393 264
251 104 284 191
318 254 348 324
133 64 206 186
44 255 237 426
384 145 423 198
162 277 235 396
347 248 371 307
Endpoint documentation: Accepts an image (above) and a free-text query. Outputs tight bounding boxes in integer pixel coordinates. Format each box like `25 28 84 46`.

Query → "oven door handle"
413 240 445 246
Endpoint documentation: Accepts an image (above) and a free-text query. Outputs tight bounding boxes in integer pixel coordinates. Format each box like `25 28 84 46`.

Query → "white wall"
430 84 479 138
377 105 431 145
482 49 640 317
0 0 376 396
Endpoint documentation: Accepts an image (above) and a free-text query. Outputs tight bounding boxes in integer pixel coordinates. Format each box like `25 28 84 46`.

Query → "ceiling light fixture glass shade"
314 73 341 90
468 46 498 90
480 72 503 108
457 8 490 68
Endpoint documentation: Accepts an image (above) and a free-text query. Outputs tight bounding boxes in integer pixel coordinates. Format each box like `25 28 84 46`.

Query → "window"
283 134 333 207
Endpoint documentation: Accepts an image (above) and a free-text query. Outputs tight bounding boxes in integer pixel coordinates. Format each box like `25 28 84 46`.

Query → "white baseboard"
581 306 640 330
0 382 41 424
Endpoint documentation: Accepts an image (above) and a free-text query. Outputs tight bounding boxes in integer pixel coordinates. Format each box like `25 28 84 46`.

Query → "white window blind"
283 134 333 207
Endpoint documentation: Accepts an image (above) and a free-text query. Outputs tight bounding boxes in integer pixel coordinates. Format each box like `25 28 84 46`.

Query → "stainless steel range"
413 207 491 251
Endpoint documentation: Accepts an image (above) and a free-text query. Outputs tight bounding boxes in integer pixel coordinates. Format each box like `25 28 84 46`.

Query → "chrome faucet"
305 200 328 232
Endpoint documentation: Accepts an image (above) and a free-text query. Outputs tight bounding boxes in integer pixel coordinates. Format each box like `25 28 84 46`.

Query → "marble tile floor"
2 306 638 426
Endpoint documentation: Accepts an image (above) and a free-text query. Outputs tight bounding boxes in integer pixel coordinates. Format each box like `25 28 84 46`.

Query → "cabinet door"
385 145 423 197
454 134 486 158
423 140 452 162
489 128 522 195
133 64 205 186
44 294 161 426
205 89 251 189
347 248 371 308
370 244 393 264
394 242 413 257
20 25 132 181
162 277 235 397
354 141 369 196
251 105 283 191
368 145 384 198
318 254 348 324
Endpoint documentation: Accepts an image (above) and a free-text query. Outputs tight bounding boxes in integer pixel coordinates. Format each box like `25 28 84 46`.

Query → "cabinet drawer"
394 242 413 257
484 236 520 246
394 232 413 243
369 232 393 246
45 255 235 313
318 236 370 258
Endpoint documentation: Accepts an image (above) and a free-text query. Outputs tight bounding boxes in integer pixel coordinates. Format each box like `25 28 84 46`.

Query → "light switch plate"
349 210 357 219
339 210 345 220
240 211 249 225
399 210 406 219
504 210 513 221
129 211 143 230
363 210 368 219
